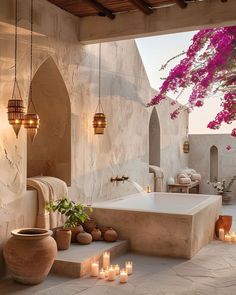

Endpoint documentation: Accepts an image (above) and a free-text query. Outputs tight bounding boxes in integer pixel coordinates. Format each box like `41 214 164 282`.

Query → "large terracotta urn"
3 228 57 285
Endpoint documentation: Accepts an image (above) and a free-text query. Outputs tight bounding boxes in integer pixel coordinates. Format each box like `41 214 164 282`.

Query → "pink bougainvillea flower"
148 26 236 135
226 144 232 151
195 100 204 107
231 128 236 137
170 109 180 120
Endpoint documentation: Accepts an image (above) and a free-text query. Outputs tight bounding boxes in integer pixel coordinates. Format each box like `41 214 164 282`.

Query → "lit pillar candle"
105 267 109 277
219 228 225 241
120 269 128 283
91 262 99 277
99 268 105 279
115 264 120 275
103 252 110 269
225 234 232 242
108 266 116 281
125 261 133 275
231 232 236 242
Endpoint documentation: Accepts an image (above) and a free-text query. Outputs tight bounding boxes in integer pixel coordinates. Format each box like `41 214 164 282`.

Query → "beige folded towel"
179 177 191 184
191 173 201 181
27 176 68 229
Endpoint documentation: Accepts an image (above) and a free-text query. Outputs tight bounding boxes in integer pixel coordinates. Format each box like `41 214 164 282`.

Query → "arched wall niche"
27 57 71 185
210 145 218 182
149 107 161 167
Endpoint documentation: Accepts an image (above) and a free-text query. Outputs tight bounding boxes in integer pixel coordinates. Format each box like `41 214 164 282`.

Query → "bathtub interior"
92 192 220 215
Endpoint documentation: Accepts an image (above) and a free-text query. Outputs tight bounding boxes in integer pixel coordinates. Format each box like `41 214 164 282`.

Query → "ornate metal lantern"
23 112 40 142
24 0 40 143
93 111 107 134
93 43 107 135
183 140 190 153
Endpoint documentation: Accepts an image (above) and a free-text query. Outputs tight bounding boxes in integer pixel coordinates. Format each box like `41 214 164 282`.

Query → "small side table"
167 181 200 194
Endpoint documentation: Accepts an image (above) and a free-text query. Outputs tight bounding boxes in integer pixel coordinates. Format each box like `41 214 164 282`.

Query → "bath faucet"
110 175 129 183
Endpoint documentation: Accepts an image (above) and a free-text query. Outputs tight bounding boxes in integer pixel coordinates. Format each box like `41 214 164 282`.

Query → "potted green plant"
46 198 92 250
208 176 236 204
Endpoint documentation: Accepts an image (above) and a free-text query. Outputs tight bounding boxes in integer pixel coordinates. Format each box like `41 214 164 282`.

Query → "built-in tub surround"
92 193 222 259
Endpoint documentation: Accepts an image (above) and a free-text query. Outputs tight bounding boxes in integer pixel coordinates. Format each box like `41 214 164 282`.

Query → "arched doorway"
27 57 71 185
149 107 160 167
210 145 218 182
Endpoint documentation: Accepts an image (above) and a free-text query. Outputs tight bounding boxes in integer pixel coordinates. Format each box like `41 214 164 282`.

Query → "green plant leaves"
45 196 91 228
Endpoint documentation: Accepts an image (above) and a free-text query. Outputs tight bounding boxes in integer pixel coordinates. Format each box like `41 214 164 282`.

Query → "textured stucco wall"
189 134 236 196
0 0 188 277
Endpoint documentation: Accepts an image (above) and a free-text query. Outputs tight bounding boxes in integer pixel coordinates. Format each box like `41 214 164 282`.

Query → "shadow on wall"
27 57 71 185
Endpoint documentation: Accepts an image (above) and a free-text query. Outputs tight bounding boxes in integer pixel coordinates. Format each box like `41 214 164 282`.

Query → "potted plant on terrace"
46 198 92 250
208 176 236 204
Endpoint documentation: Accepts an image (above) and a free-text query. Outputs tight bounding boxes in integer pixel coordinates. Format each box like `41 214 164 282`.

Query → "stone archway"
149 107 161 167
210 145 218 182
27 57 71 185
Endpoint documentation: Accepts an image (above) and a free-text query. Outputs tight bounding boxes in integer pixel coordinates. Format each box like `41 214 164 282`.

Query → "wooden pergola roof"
48 0 228 20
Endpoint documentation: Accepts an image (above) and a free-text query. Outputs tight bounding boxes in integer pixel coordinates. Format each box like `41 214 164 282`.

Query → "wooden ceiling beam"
176 0 187 9
128 0 153 15
85 0 115 20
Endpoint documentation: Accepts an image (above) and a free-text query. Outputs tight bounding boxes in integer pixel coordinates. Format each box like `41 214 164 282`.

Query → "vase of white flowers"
208 176 236 204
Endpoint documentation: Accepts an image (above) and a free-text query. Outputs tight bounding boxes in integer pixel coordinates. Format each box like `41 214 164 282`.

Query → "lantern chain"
29 0 37 112
14 0 17 83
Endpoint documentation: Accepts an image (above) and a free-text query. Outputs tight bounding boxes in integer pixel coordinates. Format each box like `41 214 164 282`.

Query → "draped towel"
27 176 68 229
149 165 164 192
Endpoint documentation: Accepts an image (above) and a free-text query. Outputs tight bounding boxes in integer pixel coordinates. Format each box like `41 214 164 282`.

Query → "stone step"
51 240 129 278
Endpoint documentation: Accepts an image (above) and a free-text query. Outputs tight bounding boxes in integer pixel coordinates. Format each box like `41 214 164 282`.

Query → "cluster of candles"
91 252 132 283
218 228 236 242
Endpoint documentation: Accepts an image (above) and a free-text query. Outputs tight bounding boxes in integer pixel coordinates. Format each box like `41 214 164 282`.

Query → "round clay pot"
91 228 102 241
3 228 57 285
215 215 232 237
76 232 92 245
67 225 84 243
83 218 97 233
103 228 118 242
55 229 71 250
100 226 110 237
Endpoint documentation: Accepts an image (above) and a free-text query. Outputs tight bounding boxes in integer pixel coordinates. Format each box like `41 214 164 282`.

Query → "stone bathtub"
92 192 221 259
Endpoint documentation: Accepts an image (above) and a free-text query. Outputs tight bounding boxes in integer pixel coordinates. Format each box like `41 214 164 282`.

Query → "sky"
135 32 235 135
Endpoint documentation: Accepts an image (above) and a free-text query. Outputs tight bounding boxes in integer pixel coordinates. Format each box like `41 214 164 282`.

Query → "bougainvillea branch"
148 26 236 137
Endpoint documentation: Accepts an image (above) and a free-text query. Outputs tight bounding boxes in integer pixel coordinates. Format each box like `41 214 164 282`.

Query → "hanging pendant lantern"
24 0 39 143
183 140 190 153
7 97 25 138
93 110 107 135
23 112 39 142
93 43 107 135
7 0 25 138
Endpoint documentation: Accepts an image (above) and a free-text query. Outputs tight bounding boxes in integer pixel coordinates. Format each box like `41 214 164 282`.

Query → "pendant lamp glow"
93 43 107 135
24 0 40 143
7 0 25 138
183 140 190 153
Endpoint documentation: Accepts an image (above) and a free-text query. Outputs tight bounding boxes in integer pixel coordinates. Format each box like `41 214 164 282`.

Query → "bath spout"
127 180 146 194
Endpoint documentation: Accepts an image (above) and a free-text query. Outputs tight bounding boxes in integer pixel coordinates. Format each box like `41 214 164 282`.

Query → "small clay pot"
83 218 97 233
67 225 84 243
77 232 92 245
100 226 110 237
91 228 102 241
55 229 71 250
215 215 232 237
103 228 118 242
